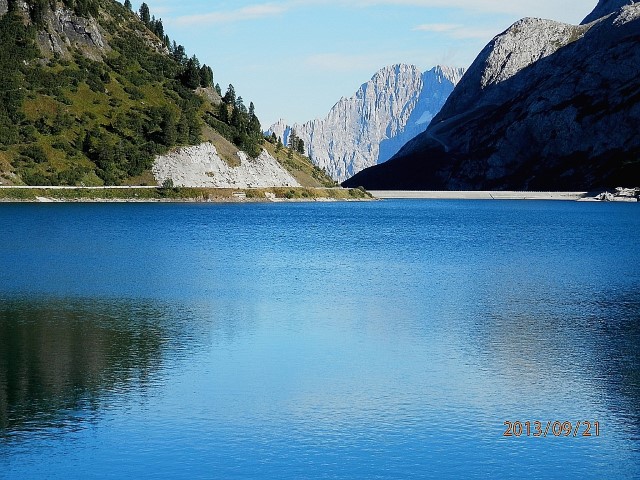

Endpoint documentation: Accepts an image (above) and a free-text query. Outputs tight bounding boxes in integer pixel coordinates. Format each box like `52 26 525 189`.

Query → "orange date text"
503 421 600 437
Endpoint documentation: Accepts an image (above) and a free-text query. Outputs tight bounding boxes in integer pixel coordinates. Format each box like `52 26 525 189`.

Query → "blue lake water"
0 200 638 479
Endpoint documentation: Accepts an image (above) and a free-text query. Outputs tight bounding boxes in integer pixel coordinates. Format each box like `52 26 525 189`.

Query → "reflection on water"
0 201 638 479
0 297 202 439
469 287 640 437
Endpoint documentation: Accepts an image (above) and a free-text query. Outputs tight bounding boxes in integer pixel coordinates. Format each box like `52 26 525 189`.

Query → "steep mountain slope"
344 2 640 191
0 0 204 186
0 0 330 189
269 65 464 182
582 0 635 23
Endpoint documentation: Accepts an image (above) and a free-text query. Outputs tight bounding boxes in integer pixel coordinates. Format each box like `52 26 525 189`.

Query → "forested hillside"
0 0 263 186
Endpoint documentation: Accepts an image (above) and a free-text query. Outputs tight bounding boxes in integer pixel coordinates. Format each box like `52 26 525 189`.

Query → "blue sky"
131 1 597 128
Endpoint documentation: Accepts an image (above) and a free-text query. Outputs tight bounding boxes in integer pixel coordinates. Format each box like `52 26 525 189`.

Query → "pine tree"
172 44 186 64
124 0 132 11
236 96 247 114
152 18 164 39
231 103 242 128
248 102 261 135
180 56 201 89
157 106 177 146
139 3 150 26
218 103 229 123
288 129 298 150
199 65 213 88
223 84 236 105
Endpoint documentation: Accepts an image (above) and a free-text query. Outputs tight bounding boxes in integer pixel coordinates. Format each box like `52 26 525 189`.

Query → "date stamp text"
503 421 600 437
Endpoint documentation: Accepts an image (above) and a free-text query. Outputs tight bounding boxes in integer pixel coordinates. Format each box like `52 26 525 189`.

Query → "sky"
130 1 598 128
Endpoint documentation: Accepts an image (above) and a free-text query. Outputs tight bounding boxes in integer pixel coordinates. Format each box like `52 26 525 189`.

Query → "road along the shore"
369 191 588 201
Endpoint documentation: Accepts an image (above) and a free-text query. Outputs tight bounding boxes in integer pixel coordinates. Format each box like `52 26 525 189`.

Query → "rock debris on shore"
152 143 300 188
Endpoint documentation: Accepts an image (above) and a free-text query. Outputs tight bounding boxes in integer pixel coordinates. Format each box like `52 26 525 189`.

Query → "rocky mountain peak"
344 2 640 191
435 18 587 122
269 63 464 181
582 0 638 24
432 65 465 85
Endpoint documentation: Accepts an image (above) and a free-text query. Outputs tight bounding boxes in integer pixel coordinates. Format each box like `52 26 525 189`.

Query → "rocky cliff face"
0 1 166 61
38 6 109 60
344 2 640 191
269 64 463 182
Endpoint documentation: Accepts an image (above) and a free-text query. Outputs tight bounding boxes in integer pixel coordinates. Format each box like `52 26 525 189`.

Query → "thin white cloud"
412 23 462 32
328 0 591 24
171 0 591 28
175 3 289 26
448 27 499 40
413 23 497 40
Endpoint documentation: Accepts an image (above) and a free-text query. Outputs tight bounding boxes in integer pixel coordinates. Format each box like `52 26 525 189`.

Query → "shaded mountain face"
269 64 463 182
343 3 640 191
582 0 637 23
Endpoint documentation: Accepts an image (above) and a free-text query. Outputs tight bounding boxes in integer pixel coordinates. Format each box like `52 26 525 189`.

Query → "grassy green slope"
1 0 205 186
0 0 333 189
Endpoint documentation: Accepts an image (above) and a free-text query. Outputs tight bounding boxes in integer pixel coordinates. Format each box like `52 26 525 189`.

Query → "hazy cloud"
172 0 591 27
175 3 289 26
413 23 498 40
349 0 590 21
412 23 463 32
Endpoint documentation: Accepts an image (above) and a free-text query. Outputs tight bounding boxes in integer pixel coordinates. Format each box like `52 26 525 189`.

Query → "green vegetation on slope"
263 136 338 188
0 186 371 202
0 0 266 186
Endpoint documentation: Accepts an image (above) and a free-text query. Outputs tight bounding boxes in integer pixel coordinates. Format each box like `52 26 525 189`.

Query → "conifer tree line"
0 0 268 186
134 2 214 90
19 0 213 92
23 0 99 26
287 130 305 155
205 84 263 158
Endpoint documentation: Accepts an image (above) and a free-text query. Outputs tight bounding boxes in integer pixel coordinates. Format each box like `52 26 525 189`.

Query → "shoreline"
0 187 637 203
368 190 589 200
0 186 372 203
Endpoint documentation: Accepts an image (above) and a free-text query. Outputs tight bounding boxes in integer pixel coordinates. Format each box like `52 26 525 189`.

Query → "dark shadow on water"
469 284 640 436
0 296 205 440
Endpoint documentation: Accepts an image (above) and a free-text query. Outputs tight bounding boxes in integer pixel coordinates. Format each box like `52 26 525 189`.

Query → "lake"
0 200 638 479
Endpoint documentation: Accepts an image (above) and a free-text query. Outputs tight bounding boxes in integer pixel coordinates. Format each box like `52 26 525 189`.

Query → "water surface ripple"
0 201 638 479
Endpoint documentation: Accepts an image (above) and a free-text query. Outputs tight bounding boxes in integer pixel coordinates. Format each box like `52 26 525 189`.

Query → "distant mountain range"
269 65 464 182
344 0 640 191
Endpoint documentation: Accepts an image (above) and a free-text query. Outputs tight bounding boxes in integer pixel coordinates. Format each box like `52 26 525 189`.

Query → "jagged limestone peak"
269 64 463 182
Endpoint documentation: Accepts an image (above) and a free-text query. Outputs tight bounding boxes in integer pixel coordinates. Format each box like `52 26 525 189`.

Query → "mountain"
0 0 331 189
582 0 635 23
269 64 464 182
343 2 640 191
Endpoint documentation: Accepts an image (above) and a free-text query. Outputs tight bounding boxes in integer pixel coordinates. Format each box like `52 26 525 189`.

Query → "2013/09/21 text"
503 421 600 437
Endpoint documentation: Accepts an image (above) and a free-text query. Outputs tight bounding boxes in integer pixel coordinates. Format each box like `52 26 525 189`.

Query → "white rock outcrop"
269 64 464 182
152 143 300 188
591 187 640 201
